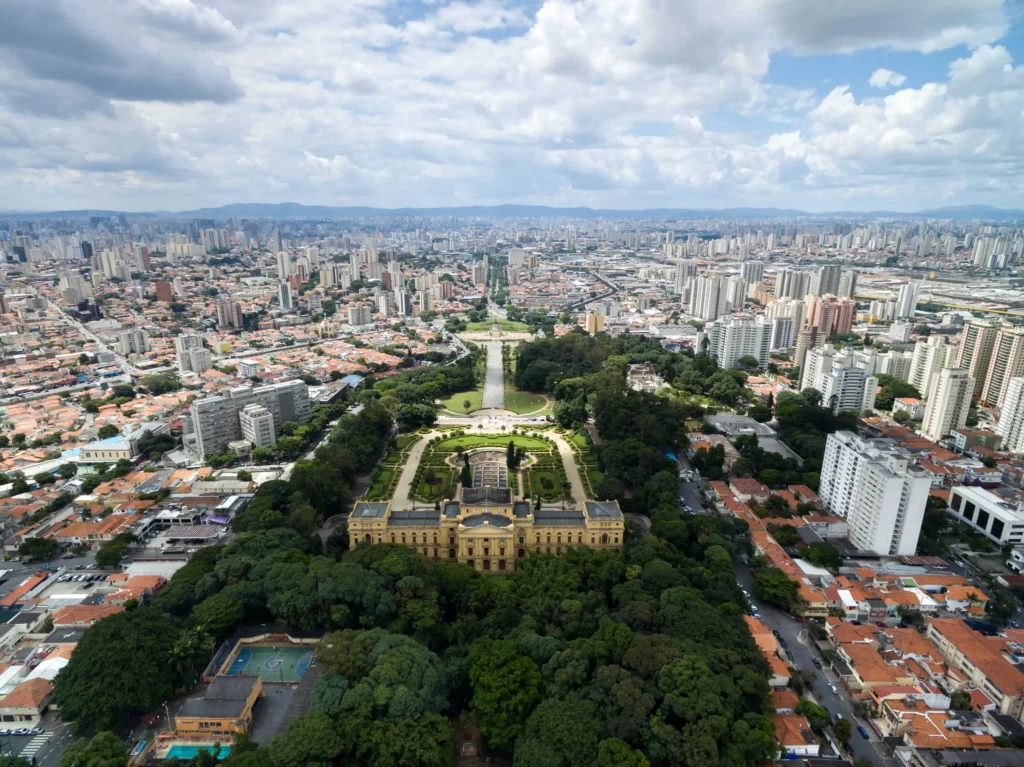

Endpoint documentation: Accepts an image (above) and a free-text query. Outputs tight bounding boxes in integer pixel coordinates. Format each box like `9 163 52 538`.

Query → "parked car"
29 727 42 735
13 729 29 736
772 630 781 639
785 649 794 660
778 637 787 648
794 616 804 623
0 730 11 737
812 658 822 669
829 684 839 694
875 621 886 627
858 725 869 739
835 713 843 720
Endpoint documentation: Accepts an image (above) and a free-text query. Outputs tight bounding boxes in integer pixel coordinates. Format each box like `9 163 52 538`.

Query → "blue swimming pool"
165 744 231 760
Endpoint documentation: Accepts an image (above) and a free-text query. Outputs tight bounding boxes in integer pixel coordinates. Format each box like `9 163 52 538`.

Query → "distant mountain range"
4 202 1024 221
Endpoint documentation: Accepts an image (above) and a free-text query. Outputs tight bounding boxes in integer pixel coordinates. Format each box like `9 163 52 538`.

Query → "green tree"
188 593 245 638
514 695 601 767
950 690 972 710
834 718 852 742
236 469 252 481
597 738 650 767
461 463 472 487
59 731 126 767
268 711 344 767
18 537 58 561
753 568 799 611
140 373 181 395
469 638 543 750
54 609 183 733
57 463 78 478
796 699 829 730
96 425 120 440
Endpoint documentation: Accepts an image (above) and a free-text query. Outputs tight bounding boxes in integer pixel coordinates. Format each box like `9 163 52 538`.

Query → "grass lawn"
525 468 564 500
584 467 605 493
432 434 551 452
413 469 457 502
570 431 589 449
367 468 396 500
438 388 484 414
503 385 548 414
395 434 418 450
465 319 530 333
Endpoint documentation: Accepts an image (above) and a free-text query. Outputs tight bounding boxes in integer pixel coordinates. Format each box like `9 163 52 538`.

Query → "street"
735 561 889 766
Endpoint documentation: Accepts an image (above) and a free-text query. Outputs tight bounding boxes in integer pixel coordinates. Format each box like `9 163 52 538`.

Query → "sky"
2 0 1024 213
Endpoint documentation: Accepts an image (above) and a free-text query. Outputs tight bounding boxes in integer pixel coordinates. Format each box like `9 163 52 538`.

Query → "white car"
829 684 839 694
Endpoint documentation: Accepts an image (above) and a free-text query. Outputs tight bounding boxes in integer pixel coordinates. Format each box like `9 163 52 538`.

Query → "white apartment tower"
997 377 1024 454
980 326 1024 407
955 320 998 398
909 336 956 399
239 404 277 449
819 431 930 556
895 282 921 319
921 368 975 443
801 345 877 414
690 274 731 321
186 380 310 457
175 333 212 375
118 329 148 356
706 314 772 369
348 305 372 326
278 281 294 312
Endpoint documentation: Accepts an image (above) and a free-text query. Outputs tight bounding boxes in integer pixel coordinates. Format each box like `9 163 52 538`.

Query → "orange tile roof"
931 619 1024 697
0 679 51 710
772 713 816 748
51 604 125 626
0 575 46 607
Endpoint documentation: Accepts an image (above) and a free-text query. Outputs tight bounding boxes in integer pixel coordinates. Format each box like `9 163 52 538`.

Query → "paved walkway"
390 425 588 510
482 342 505 410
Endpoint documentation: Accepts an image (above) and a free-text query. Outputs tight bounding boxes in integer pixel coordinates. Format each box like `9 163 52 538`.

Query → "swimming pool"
165 744 231 760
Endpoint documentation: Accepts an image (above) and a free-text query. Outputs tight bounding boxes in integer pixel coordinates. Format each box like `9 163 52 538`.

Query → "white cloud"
0 0 1019 211
869 68 908 89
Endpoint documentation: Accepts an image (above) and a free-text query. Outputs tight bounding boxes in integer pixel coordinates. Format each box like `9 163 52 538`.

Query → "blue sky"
1 0 1023 212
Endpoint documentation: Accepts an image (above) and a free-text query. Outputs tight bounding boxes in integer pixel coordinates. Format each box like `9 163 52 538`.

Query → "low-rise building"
948 486 1024 547
175 676 263 737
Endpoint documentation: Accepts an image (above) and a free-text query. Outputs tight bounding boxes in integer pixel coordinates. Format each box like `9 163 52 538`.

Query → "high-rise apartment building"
740 261 765 285
239 404 277 449
996 377 1024 454
417 291 432 314
155 280 173 303
690 274 731 321
118 329 147 355
819 431 930 556
895 282 921 319
584 312 605 335
175 333 211 375
706 314 771 369
801 345 877 413
775 269 811 300
769 316 796 350
921 368 975 443
837 271 858 299
909 336 955 399
186 380 310 457
348 305 372 326
955 320 998 398
815 264 842 296
980 325 1024 407
278 281 294 312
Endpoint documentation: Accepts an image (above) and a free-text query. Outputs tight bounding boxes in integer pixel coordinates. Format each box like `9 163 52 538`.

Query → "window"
557 534 562 543
467 560 474 568
546 534 551 543
962 501 975 521
535 534 541 543
518 548 525 558
433 548 438 558
483 547 489 556
364 534 371 543
390 534 396 543
449 536 455 545
991 519 1004 539
412 534 417 544
601 533 609 544
433 534 438 544
977 510 990 530
951 493 962 511
577 533 582 543
468 547 474 556
449 548 456 559
498 560 506 571
401 534 406 543
483 560 490 571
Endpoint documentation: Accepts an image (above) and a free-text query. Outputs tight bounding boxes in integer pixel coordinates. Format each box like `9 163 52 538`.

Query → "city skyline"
1 0 1023 212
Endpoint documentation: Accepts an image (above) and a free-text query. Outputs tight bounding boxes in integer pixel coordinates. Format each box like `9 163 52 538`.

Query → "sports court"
223 645 313 683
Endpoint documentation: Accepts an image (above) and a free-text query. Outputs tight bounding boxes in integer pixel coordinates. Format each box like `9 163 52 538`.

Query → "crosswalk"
20 732 51 760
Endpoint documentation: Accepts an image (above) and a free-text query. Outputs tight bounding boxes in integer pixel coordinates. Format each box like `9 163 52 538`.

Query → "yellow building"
583 311 605 335
348 488 624 573
175 676 262 737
